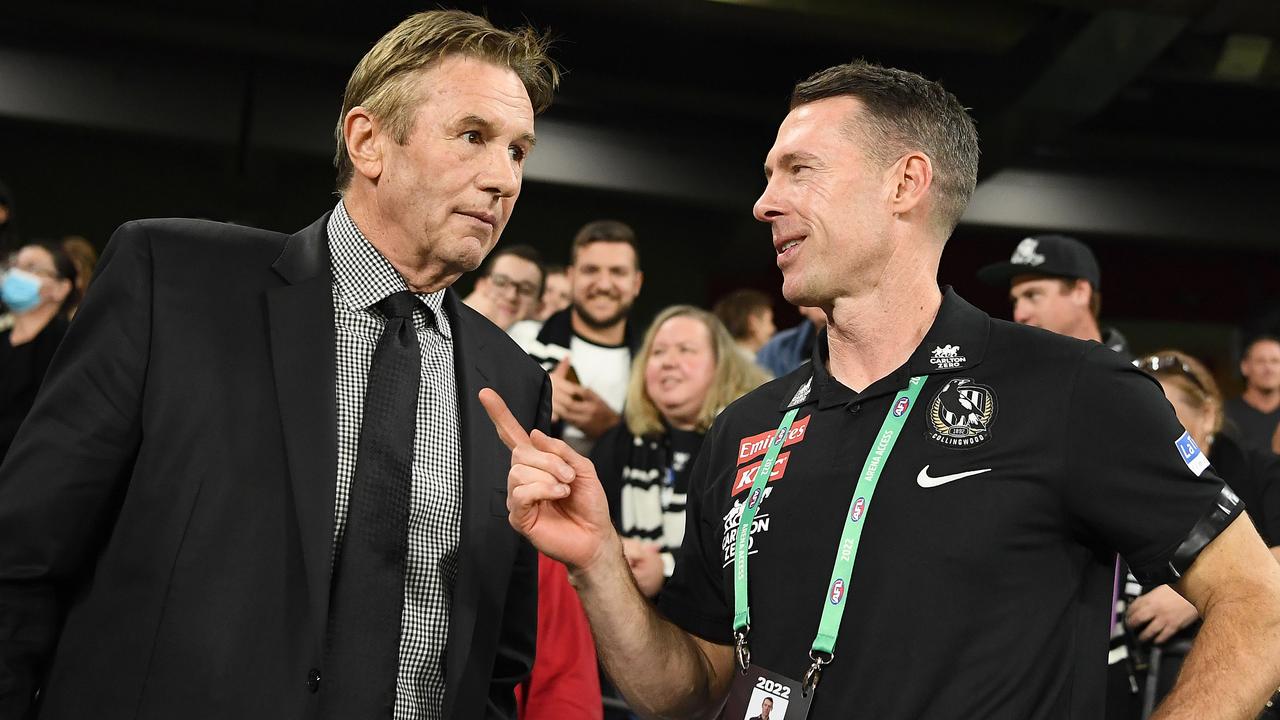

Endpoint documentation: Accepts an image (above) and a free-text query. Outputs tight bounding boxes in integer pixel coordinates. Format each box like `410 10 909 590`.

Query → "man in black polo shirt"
481 60 1280 719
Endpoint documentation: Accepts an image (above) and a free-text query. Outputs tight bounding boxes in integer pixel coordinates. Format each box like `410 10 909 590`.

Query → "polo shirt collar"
779 286 991 411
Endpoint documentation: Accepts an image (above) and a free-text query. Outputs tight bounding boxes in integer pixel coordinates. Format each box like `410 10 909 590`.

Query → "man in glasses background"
463 244 545 331
977 233 1131 361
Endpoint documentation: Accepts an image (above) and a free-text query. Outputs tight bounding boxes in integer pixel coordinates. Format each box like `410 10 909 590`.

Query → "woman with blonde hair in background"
591 304 770 597
1124 350 1280 716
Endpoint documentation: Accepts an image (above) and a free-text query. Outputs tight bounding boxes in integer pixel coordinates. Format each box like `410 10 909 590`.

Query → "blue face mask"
1 268 43 313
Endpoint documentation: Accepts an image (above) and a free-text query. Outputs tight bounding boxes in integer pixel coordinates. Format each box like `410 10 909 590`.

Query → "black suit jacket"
0 215 548 719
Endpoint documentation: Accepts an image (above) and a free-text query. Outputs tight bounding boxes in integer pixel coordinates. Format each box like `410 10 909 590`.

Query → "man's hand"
548 358 621 438
479 388 618 573
622 539 665 598
559 387 621 439
483 387 735 719
1128 584 1200 644
547 358 577 424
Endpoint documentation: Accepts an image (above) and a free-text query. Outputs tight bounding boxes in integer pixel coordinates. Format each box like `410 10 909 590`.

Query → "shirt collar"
326 200 450 337
779 286 991 411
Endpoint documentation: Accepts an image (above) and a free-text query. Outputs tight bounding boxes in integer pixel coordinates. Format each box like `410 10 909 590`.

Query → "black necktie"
322 291 423 719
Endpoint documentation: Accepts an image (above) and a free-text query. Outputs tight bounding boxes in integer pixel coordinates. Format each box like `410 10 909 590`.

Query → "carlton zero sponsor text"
737 415 811 464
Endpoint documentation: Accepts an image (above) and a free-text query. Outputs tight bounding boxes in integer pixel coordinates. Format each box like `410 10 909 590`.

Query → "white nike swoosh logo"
916 465 992 488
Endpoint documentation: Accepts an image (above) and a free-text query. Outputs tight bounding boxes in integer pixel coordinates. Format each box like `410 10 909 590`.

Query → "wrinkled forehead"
765 96 866 167
415 55 536 133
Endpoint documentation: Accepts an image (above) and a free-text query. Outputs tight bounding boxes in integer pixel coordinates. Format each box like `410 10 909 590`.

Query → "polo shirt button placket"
306 667 321 693
849 403 861 414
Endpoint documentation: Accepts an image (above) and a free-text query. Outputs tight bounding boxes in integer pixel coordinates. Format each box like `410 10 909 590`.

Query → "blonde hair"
1139 349 1223 435
625 305 771 436
334 9 559 189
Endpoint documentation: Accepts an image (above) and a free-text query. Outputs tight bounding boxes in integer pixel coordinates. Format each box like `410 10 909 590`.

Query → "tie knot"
376 291 420 320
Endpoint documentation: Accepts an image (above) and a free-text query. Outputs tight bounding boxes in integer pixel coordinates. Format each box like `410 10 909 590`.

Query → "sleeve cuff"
1131 484 1244 586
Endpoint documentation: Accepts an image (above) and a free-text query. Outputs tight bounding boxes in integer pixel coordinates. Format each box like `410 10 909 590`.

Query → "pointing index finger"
479 388 531 450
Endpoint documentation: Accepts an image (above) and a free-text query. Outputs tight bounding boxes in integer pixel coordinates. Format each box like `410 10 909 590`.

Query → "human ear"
889 152 933 216
344 107 383 181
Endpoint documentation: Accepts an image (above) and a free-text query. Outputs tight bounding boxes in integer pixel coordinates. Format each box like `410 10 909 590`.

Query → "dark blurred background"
2 0 1278 390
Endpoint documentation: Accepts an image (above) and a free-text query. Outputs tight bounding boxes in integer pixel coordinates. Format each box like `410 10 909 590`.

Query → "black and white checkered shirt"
328 201 462 720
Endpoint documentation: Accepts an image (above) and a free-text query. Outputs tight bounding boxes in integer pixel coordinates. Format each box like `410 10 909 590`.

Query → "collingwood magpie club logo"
928 377 997 447
1010 238 1046 266
929 344 966 370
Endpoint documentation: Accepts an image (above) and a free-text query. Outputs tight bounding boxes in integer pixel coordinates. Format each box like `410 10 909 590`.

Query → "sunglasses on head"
1136 354 1208 395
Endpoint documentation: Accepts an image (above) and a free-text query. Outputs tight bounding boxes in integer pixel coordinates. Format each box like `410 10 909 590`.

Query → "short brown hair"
334 10 559 190
570 219 640 268
713 289 772 341
480 243 545 294
1051 278 1101 319
624 306 770 436
790 60 979 236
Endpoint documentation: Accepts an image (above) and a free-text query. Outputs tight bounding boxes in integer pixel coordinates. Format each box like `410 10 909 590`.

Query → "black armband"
1141 485 1244 586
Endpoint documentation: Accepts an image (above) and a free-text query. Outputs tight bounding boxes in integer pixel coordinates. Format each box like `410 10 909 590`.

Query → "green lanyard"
731 375 927 693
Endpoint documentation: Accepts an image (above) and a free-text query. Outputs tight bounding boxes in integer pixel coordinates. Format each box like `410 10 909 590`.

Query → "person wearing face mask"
1 240 79 460
1125 350 1280 713
589 306 769 598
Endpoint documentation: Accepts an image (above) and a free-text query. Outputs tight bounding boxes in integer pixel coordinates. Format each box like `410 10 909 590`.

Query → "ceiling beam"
983 8 1189 175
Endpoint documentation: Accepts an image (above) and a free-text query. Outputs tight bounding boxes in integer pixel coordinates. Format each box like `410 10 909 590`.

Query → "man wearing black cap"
978 234 1129 358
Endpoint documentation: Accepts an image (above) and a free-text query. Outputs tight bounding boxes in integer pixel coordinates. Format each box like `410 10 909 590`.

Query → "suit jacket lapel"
441 289 503 718
266 214 338 643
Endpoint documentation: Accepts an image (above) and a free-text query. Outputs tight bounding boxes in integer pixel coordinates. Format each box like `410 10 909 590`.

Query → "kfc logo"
731 452 791 496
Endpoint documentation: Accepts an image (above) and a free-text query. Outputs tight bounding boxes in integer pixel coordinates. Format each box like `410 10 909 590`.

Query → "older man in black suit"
0 10 557 720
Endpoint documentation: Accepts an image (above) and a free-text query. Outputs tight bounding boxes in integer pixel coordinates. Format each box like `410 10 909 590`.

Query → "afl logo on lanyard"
850 497 866 522
829 578 846 605
892 396 910 417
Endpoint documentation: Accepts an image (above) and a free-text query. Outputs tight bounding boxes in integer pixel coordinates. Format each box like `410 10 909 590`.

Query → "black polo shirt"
659 288 1241 719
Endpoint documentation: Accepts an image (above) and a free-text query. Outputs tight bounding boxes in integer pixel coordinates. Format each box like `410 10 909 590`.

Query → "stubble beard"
573 299 632 332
